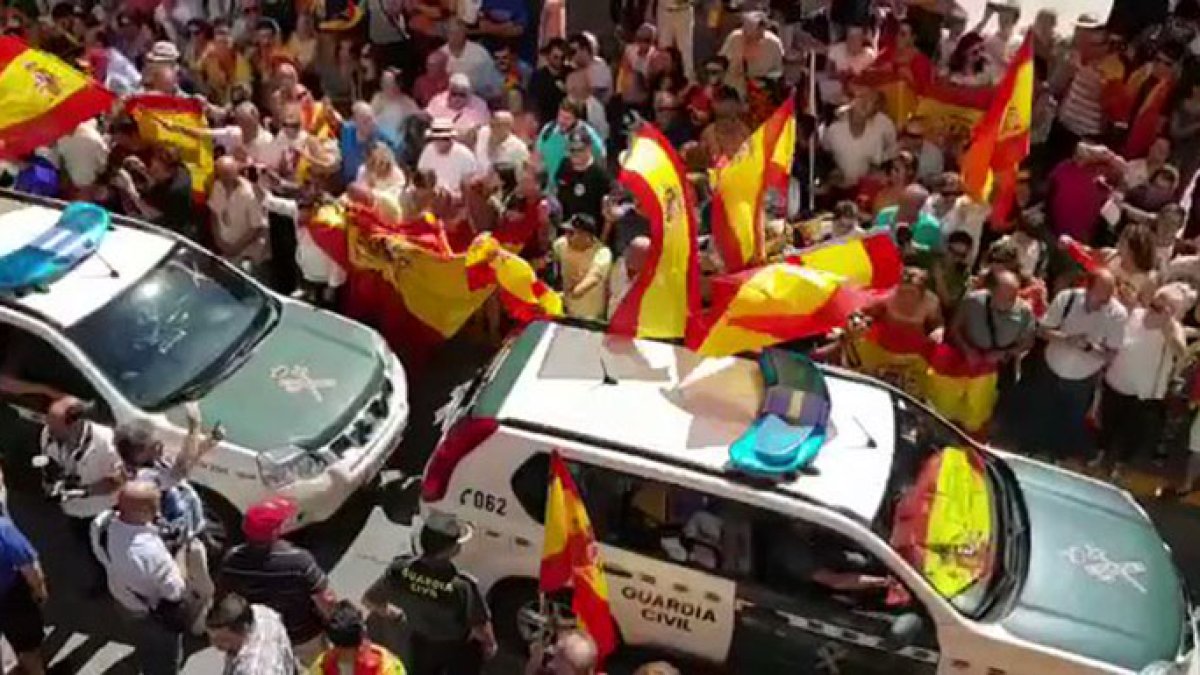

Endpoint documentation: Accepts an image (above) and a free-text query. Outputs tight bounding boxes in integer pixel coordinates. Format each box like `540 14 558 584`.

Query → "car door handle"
603 563 633 579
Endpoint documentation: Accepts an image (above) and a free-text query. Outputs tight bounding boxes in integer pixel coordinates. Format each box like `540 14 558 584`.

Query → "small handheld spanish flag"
540 451 617 664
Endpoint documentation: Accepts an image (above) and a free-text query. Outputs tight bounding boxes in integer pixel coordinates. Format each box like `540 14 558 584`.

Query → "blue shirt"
481 0 528 26
339 123 402 185
0 517 36 596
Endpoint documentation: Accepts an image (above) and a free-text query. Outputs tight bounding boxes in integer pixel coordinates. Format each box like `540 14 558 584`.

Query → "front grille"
327 377 392 456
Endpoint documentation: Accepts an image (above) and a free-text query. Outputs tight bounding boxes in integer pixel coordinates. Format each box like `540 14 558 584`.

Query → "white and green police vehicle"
0 191 408 543
420 320 1198 674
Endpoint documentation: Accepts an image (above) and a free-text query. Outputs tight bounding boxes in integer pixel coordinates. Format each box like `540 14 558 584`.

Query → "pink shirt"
1048 161 1109 243
424 93 492 134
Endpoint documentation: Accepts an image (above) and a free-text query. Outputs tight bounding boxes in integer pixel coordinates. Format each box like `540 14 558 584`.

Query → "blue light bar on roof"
729 349 832 478
0 202 110 291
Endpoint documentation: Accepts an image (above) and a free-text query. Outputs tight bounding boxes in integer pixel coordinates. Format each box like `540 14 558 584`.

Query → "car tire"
490 579 576 655
194 485 242 562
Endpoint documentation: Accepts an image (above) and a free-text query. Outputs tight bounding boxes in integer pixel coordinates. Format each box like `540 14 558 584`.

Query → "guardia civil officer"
362 512 497 675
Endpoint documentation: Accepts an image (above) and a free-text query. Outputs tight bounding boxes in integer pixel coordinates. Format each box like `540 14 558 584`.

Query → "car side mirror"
884 613 924 650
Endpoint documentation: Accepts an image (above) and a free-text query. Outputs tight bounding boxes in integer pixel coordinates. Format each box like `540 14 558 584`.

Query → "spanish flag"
912 79 993 143
307 200 351 271
466 232 562 323
889 446 992 599
689 265 869 357
710 98 796 273
924 343 999 435
540 451 618 664
0 37 114 160
960 31 1034 228
339 204 491 366
609 125 702 340
125 94 214 199
786 231 904 292
848 321 933 395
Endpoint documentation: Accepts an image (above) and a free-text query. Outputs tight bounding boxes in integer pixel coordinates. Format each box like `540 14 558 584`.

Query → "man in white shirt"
1020 270 1127 462
567 68 611 141
657 0 696 80
924 176 990 266
54 119 109 197
441 18 503 101
209 156 269 271
39 397 122 596
569 32 613 101
418 118 479 196
160 102 275 167
474 111 530 173
92 481 187 675
719 11 784 97
976 0 1022 67
262 191 346 306
821 95 896 186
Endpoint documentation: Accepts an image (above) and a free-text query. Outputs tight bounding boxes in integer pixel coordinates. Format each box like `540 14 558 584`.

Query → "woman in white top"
1095 283 1194 478
356 142 407 204
370 67 420 136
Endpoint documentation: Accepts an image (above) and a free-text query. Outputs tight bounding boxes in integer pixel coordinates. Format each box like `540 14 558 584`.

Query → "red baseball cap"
242 496 298 542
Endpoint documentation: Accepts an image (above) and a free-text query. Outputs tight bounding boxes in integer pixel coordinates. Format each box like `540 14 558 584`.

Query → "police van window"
1 326 112 421
508 452 755 579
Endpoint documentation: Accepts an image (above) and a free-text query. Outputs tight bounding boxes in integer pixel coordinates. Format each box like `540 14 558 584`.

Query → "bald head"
552 631 598 674
988 268 1021 311
1085 269 1116 308
215 155 240 184
117 481 160 524
625 236 651 277
897 183 930 221
47 395 86 440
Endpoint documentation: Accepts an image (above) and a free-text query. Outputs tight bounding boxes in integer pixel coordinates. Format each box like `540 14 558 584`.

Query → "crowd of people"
5 0 1200 671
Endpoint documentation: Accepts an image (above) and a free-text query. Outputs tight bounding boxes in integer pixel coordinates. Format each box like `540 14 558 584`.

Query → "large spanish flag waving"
465 232 562 323
125 94 215 198
924 343 1000 435
609 125 702 339
711 98 796 273
0 37 115 160
540 451 618 664
786 231 904 292
689 265 869 357
960 31 1034 228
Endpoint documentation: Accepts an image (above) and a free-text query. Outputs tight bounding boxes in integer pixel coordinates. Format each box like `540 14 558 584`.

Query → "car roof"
495 322 897 523
0 197 174 327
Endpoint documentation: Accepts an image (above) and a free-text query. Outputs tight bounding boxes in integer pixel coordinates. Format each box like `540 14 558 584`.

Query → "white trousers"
657 6 696 80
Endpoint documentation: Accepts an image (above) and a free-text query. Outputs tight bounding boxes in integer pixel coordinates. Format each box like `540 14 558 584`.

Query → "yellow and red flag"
307 200 351 270
960 31 1034 228
465 232 562 323
610 125 702 339
339 204 490 365
785 231 904 292
125 94 215 199
688 264 870 357
890 446 993 599
912 79 993 142
710 97 797 273
848 321 934 395
540 451 618 663
924 343 999 435
0 37 115 160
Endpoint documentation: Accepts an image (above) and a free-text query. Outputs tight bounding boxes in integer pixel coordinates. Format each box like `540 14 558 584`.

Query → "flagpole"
807 50 817 215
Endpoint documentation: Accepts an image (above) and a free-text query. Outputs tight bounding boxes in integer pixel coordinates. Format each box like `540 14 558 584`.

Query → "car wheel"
194 486 242 561
491 581 578 654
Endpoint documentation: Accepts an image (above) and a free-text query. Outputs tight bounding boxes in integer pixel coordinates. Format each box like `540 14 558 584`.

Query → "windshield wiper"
158 302 279 409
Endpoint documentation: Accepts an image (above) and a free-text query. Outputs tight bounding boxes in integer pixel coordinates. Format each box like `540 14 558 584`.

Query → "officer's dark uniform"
365 552 491 675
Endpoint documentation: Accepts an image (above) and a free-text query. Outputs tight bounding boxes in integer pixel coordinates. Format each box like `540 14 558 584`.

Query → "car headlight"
256 446 336 490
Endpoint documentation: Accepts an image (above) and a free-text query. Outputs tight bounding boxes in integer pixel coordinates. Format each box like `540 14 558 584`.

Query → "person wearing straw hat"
363 511 496 675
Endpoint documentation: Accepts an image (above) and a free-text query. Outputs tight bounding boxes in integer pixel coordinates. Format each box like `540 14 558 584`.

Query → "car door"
0 321 115 485
731 514 940 675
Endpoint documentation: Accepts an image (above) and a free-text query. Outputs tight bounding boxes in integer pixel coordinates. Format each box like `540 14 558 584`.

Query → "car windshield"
66 245 274 410
874 394 1003 617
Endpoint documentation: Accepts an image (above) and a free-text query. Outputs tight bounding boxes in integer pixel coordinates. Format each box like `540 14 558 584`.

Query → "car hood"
192 303 384 451
1001 457 1186 671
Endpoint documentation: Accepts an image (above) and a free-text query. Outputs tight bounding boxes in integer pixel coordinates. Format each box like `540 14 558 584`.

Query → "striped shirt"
1057 56 1124 138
